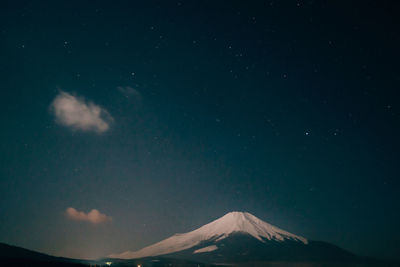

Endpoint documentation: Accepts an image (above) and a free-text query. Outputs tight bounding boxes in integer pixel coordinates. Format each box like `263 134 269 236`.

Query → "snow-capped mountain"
111 211 308 259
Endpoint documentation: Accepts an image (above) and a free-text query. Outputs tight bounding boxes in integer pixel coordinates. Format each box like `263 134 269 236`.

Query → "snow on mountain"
110 211 308 259
193 245 218 254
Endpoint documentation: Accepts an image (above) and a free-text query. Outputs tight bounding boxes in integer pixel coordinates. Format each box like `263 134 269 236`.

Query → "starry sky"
0 0 399 261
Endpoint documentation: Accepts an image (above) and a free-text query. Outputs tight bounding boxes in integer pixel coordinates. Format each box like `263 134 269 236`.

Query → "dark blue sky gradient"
0 0 399 260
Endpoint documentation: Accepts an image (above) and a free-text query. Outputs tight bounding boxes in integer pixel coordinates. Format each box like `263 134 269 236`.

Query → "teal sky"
0 0 399 260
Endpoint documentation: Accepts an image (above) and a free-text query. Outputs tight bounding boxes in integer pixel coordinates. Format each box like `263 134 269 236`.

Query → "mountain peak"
111 212 307 259
197 211 307 244
219 211 262 223
222 211 251 218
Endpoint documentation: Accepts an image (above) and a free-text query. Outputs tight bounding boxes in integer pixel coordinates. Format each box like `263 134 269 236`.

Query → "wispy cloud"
50 91 113 133
118 86 141 100
66 207 112 224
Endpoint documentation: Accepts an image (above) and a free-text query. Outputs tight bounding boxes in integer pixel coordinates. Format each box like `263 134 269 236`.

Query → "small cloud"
66 207 112 224
50 91 113 133
118 86 141 99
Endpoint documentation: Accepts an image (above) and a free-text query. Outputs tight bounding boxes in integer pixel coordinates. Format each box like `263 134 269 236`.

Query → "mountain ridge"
110 211 308 259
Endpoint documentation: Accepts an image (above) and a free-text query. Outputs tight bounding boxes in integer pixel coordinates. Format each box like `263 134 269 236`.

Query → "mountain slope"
111 211 308 259
0 242 87 266
164 233 357 263
0 242 54 260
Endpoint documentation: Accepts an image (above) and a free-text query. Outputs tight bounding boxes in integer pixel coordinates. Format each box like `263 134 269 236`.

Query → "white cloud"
66 207 112 224
50 91 113 133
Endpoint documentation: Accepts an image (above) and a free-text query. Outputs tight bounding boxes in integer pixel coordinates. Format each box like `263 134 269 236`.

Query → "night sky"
1 0 399 261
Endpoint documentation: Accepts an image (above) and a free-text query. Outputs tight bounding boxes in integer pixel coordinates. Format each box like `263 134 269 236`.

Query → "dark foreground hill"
0 242 87 266
0 242 216 267
1 241 398 267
